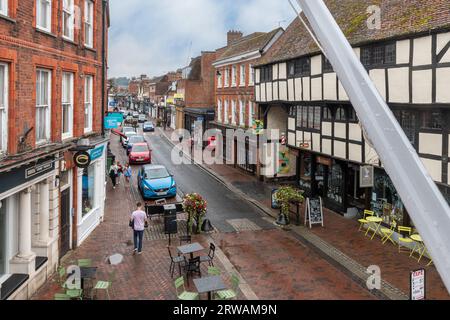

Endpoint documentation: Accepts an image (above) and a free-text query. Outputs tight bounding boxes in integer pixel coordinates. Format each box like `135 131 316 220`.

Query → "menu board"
305 197 324 228
410 269 426 300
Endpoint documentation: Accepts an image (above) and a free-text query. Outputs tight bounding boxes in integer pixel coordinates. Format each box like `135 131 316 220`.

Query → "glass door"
0 199 6 276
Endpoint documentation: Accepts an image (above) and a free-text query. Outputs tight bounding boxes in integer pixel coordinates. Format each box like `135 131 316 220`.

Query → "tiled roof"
258 0 450 66
216 28 283 62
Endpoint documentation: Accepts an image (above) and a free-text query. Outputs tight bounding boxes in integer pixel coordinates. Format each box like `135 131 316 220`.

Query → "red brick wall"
0 0 107 155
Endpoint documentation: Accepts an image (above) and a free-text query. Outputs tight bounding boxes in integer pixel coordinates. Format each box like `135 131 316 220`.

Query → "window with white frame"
36 69 51 143
231 100 236 125
224 100 229 124
84 0 94 47
0 63 8 153
239 65 245 86
217 100 222 122
36 0 52 32
62 72 74 139
0 0 8 16
249 64 255 86
84 75 93 132
239 100 245 126
248 101 255 127
231 66 237 87
224 68 229 87
63 0 74 40
217 71 222 88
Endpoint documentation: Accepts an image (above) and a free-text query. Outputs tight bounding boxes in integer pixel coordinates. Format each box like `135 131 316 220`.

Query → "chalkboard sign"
305 197 324 228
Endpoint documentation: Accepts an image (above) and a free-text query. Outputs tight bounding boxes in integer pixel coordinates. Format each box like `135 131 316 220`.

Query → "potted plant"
274 186 304 226
182 193 208 234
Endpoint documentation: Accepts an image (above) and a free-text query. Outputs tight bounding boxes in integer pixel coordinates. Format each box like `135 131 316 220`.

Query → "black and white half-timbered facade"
254 0 450 225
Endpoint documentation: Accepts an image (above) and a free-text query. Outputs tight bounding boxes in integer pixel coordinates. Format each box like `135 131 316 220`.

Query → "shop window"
323 56 333 73
82 164 96 216
327 162 344 205
323 107 333 121
372 170 405 226
348 108 358 122
288 57 311 78
421 111 442 130
289 106 296 117
260 66 273 83
335 107 347 121
297 106 321 130
299 153 312 190
361 42 396 68
393 110 417 146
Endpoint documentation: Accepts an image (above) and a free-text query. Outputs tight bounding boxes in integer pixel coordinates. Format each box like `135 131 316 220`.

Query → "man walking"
130 202 148 255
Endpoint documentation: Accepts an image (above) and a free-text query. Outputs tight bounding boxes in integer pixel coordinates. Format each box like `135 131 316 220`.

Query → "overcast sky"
108 0 296 78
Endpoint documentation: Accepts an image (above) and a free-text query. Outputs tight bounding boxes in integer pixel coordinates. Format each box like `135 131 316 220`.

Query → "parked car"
143 121 155 132
132 112 139 118
138 164 176 199
122 131 137 148
138 114 146 123
129 143 152 165
126 135 146 154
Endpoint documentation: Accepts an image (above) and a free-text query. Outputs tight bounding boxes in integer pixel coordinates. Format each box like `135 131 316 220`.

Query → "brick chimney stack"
227 30 243 46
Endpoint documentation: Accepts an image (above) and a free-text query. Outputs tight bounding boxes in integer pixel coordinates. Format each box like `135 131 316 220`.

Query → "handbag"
129 219 134 228
144 220 149 228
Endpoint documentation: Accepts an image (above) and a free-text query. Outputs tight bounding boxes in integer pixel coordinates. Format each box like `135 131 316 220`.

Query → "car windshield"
129 136 145 144
144 122 153 126
145 167 169 179
123 127 134 132
132 145 149 153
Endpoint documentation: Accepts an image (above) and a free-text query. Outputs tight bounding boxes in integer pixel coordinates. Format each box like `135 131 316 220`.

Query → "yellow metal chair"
397 226 414 253
380 221 397 245
358 210 374 232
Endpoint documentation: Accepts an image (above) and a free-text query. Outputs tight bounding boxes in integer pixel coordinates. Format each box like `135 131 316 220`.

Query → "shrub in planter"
182 193 208 234
274 186 304 225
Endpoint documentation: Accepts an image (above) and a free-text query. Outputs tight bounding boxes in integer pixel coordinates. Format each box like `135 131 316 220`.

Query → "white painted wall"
322 138 332 155
369 69 386 100
279 81 288 101
311 55 322 75
279 63 287 79
294 78 302 101
334 122 346 139
412 70 433 103
288 132 296 146
311 77 322 101
272 81 279 101
349 144 362 163
338 80 349 101
260 83 266 102
288 118 295 131
436 68 450 103
303 77 310 101
323 73 337 100
312 133 321 152
388 67 409 103
419 133 442 156
396 39 410 64
267 82 273 101
349 123 362 141
334 140 346 159
413 36 432 66
437 32 450 63
322 121 332 136
272 64 279 80
421 158 442 182
288 79 295 101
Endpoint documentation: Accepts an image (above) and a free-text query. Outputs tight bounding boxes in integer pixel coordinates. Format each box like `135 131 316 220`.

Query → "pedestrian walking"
130 202 148 255
117 161 124 185
124 163 132 183
109 161 119 189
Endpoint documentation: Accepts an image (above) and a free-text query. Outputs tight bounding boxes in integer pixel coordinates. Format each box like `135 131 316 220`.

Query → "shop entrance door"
60 188 71 259
315 164 329 198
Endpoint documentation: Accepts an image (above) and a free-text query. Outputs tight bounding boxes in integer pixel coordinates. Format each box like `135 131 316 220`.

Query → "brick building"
211 29 283 174
0 0 110 300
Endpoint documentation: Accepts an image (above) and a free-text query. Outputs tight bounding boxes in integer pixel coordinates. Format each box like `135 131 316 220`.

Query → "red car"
128 143 151 164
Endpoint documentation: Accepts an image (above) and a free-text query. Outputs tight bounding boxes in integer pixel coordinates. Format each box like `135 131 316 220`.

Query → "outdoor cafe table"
410 234 426 262
365 216 383 240
193 276 227 300
177 242 204 259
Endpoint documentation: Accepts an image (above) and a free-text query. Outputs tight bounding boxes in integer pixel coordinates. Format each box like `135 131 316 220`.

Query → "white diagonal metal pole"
295 0 450 293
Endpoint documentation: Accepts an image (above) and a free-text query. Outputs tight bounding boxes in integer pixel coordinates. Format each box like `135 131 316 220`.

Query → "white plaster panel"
273 64 279 80
311 55 322 76
413 36 432 66
323 73 337 100
312 133 321 152
260 83 266 102
338 80 349 101
296 130 303 148
288 118 295 131
334 141 346 159
272 81 279 101
353 47 360 59
369 69 386 100
421 158 442 182
288 79 295 101
436 68 450 103
334 122 346 139
365 144 379 165
349 123 362 142
322 121 332 136
388 67 409 103
349 144 362 163
322 139 332 156
279 81 288 101
437 33 450 63
294 78 302 101
303 132 312 150
311 77 322 101
279 63 287 79
412 69 432 104
256 69 260 83
288 132 296 146
255 85 261 102
419 133 442 156
266 82 273 102
396 40 410 64
303 77 310 101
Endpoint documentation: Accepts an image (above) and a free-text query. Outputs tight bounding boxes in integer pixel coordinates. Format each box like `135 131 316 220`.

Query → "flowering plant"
182 193 208 234
274 186 304 225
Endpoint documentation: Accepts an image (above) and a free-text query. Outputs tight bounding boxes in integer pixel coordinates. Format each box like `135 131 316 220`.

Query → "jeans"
133 230 144 252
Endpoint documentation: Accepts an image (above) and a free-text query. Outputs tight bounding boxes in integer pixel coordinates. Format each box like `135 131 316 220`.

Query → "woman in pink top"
130 202 148 255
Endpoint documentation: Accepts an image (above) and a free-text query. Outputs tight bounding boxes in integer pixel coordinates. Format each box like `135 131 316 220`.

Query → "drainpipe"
101 0 107 137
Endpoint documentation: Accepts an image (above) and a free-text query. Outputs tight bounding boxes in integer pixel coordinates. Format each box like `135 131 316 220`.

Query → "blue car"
143 121 155 132
138 165 177 199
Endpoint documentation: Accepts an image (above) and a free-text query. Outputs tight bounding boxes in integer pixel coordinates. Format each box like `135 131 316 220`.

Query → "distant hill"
110 77 130 87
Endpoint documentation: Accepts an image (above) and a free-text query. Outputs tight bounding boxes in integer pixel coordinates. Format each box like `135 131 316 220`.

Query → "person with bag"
109 161 119 189
129 202 148 255
124 163 132 183
116 161 124 185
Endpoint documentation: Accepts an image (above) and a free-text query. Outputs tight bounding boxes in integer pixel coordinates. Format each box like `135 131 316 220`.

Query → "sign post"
410 269 426 300
305 197 324 229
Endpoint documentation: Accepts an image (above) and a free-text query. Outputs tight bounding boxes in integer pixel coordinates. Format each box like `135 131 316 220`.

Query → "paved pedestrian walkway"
159 125 450 300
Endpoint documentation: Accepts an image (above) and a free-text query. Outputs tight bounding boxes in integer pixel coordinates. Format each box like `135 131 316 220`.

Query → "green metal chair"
92 271 116 300
215 274 239 300
54 293 71 300
77 259 93 267
66 289 83 300
207 266 221 276
174 276 199 300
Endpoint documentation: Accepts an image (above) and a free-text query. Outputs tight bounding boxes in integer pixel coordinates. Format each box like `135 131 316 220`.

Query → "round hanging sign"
73 151 91 168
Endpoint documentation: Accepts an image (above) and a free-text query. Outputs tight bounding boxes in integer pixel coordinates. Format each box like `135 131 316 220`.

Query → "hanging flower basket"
182 193 208 234
273 186 304 226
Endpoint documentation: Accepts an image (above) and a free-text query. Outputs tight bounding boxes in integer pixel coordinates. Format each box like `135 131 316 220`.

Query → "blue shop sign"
89 145 105 162
104 117 119 129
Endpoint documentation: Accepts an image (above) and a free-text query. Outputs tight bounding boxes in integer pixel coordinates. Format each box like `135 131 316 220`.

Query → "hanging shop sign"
410 269 426 300
360 165 374 188
305 197 324 229
89 145 105 162
73 151 91 169
316 156 332 166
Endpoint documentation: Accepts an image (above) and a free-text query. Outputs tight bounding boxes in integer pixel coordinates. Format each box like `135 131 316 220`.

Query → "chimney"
227 30 243 46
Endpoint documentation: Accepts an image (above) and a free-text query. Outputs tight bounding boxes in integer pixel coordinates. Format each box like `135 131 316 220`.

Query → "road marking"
226 219 262 232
